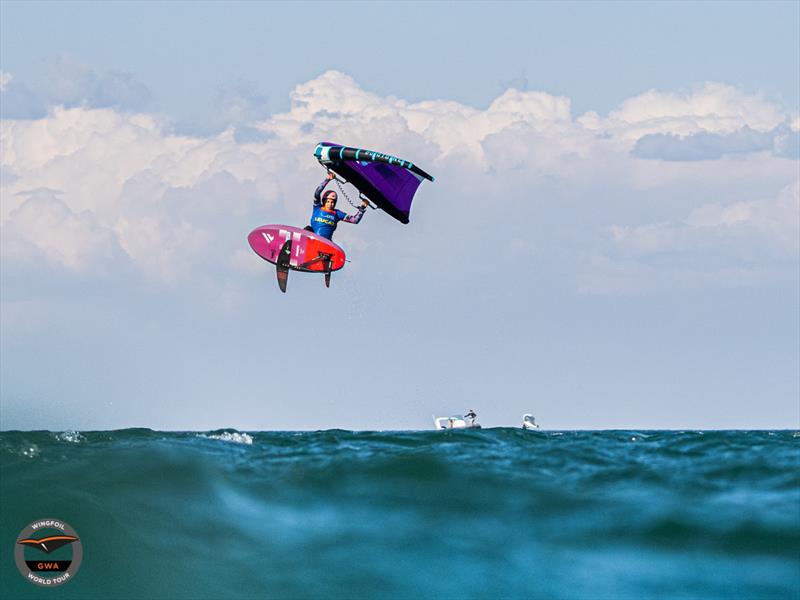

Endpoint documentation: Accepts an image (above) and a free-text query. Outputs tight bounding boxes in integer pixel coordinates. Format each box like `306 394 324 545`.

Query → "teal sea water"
1 429 798 599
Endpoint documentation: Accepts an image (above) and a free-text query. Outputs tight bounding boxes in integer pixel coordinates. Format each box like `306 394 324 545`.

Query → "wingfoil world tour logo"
15 518 83 586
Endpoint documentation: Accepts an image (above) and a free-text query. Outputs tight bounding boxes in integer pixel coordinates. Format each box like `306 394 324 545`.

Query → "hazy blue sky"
3 1 799 125
1 1 798 430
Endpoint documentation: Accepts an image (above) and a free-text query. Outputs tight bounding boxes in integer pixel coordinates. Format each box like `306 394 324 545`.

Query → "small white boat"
433 416 481 430
522 414 540 430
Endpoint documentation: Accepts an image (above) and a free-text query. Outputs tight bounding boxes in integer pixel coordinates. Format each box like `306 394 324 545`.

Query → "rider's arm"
342 206 366 224
313 178 329 206
314 172 336 205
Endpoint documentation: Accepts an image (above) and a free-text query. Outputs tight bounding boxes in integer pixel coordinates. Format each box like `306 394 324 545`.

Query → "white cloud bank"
612 181 799 259
598 82 789 137
579 180 799 295
1 71 797 300
0 71 12 93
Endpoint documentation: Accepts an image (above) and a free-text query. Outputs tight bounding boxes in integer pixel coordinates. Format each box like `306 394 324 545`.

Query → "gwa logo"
15 519 83 587
262 232 274 244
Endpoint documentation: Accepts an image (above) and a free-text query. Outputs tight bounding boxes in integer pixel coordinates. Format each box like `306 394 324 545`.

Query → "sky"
1 1 798 431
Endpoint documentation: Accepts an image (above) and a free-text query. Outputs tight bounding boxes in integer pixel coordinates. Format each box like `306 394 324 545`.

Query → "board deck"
248 225 346 272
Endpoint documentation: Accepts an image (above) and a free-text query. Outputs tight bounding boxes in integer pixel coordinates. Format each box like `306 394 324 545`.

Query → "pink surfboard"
248 225 346 292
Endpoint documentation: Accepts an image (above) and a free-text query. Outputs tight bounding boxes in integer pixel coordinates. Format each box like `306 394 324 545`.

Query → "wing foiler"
247 143 434 293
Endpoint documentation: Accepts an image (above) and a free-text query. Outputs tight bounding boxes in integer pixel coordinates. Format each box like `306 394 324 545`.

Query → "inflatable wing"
314 142 434 224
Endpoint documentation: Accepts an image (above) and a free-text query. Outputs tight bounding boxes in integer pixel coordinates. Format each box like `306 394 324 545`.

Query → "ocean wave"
0 429 797 599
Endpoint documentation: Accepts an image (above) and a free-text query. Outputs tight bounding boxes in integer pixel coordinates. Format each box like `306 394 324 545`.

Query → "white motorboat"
522 414 540 430
433 416 481 430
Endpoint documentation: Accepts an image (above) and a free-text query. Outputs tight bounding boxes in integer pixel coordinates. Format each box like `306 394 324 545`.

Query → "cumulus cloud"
0 57 152 120
596 82 788 137
0 71 11 92
278 70 574 161
498 70 529 93
0 72 48 120
213 79 270 125
173 79 273 138
1 70 797 305
574 83 798 183
611 181 800 259
633 127 772 160
632 123 800 161
578 181 800 293
45 56 152 111
2 188 122 272
773 124 800 159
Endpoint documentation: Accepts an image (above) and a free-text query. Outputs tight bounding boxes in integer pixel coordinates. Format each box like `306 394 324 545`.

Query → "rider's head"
322 190 337 209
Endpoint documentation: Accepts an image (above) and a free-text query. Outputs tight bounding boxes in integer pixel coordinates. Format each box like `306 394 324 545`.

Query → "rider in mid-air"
306 172 368 240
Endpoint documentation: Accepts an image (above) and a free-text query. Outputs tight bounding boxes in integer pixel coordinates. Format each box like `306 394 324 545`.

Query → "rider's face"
324 194 337 209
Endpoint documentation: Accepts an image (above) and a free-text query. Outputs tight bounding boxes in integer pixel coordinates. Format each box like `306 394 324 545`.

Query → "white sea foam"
55 430 85 443
199 432 253 445
21 445 39 458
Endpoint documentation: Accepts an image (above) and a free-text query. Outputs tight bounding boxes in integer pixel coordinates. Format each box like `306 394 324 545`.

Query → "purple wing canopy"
314 142 434 224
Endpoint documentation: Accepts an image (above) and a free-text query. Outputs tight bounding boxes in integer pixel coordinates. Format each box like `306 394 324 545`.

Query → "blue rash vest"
309 177 365 239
